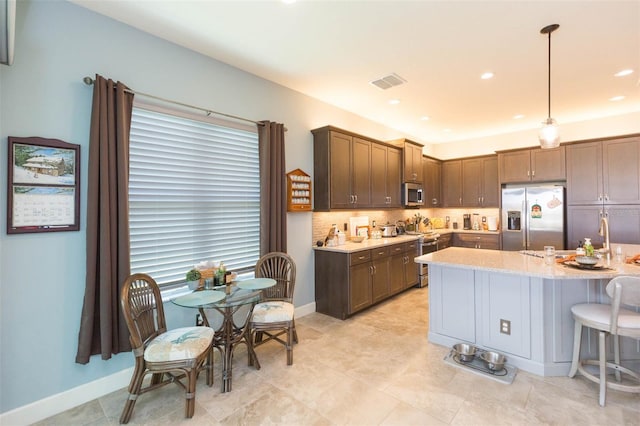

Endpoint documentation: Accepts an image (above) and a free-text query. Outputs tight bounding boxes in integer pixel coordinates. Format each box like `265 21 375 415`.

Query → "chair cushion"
571 303 640 337
144 326 214 362
252 301 294 323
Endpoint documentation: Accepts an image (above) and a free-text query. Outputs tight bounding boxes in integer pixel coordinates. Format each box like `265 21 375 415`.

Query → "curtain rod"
82 76 263 127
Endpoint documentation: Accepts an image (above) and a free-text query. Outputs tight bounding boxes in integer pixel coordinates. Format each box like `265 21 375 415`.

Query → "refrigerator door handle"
522 200 527 249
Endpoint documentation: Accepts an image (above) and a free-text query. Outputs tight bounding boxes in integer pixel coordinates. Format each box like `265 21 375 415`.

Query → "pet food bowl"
452 343 477 362
480 351 506 371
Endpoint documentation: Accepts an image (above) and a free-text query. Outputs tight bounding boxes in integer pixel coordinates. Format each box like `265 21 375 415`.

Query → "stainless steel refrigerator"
501 184 566 251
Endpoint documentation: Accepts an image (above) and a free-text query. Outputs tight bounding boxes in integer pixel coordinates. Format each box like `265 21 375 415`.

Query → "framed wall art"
7 136 80 234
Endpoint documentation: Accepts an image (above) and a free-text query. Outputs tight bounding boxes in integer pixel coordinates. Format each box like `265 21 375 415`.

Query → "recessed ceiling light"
614 69 633 77
513 114 525 119
420 116 430 121
389 99 400 105
481 72 494 80
609 95 625 101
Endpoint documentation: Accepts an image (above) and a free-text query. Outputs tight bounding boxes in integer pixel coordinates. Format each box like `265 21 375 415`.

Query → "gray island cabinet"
416 247 640 376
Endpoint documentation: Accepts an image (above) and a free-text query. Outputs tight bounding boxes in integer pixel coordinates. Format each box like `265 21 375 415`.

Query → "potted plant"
185 268 201 290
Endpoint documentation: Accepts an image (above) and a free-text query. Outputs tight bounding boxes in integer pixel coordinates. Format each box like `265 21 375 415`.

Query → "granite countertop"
415 247 640 279
313 234 422 253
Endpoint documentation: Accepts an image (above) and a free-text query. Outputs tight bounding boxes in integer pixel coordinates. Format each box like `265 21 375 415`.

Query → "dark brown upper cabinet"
422 156 442 207
498 146 566 183
312 126 401 210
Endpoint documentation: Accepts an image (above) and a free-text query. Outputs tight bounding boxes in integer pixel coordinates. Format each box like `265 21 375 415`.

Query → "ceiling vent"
369 73 407 90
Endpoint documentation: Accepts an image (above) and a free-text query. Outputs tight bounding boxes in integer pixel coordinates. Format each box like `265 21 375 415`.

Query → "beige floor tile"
36 286 640 426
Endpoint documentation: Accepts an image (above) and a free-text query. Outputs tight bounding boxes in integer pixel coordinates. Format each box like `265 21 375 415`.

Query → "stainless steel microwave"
402 183 424 207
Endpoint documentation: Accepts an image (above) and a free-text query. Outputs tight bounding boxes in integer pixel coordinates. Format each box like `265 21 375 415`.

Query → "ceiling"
71 0 640 144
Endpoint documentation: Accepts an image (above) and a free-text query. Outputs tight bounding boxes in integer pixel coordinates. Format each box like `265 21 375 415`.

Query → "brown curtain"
76 75 134 364
258 121 287 254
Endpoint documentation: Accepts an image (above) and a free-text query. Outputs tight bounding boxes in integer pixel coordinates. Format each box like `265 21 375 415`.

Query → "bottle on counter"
583 238 594 257
576 240 585 256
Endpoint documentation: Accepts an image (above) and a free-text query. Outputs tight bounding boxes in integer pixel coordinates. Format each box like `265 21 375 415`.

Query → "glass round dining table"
171 278 276 393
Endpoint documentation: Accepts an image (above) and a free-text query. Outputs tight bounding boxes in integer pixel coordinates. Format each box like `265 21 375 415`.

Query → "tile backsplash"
312 208 500 245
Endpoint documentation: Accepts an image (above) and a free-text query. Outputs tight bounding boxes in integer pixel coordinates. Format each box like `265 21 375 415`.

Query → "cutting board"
349 216 369 237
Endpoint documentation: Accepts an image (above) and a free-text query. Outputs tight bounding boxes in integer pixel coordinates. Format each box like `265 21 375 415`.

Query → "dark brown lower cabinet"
315 241 418 320
453 233 501 250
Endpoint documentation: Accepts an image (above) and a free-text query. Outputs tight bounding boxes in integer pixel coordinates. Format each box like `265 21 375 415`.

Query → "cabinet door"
606 205 640 244
349 262 372 314
566 142 603 205
411 144 424 183
389 248 406 295
602 137 640 204
481 156 499 207
386 147 402 207
352 137 372 207
567 205 602 247
403 242 420 288
478 271 531 358
423 157 442 207
462 158 482 207
531 146 566 182
499 150 531 183
429 266 476 342
370 144 388 207
329 132 353 209
442 160 462 207
372 257 390 303
404 143 423 182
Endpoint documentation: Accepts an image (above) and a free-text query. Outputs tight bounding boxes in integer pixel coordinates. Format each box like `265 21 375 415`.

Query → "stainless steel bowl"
480 351 506 371
452 343 477 362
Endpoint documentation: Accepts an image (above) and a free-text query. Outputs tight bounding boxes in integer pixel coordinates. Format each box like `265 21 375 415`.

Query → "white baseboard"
0 302 317 425
0 367 134 425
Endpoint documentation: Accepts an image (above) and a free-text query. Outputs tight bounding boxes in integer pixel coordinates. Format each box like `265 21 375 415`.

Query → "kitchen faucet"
598 216 610 261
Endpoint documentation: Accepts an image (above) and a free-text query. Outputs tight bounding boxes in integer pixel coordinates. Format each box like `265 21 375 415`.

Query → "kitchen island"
415 247 640 376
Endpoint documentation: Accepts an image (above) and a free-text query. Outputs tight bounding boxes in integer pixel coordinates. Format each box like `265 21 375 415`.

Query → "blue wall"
0 0 406 413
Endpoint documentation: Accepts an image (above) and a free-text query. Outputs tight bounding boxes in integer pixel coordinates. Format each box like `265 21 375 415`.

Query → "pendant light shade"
539 24 560 149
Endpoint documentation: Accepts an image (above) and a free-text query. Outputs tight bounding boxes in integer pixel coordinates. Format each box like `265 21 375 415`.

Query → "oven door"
417 239 438 287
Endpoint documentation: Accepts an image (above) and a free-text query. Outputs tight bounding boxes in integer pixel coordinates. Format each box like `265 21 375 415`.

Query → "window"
128 104 260 286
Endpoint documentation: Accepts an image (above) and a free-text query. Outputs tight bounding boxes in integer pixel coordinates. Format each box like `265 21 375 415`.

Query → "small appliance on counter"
463 214 471 230
380 223 397 237
395 220 406 235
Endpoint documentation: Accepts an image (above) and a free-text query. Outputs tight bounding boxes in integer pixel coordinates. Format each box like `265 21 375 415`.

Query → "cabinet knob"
532 170 535 177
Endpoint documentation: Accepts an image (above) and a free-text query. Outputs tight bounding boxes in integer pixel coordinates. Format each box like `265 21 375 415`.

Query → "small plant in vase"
185 269 202 290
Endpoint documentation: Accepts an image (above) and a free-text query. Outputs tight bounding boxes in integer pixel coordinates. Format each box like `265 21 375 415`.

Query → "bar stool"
568 276 640 406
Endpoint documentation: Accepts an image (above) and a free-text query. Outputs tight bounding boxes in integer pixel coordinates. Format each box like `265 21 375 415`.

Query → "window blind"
129 106 260 286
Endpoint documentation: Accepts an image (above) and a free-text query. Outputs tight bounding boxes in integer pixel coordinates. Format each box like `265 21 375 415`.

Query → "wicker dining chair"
119 273 215 424
249 252 298 366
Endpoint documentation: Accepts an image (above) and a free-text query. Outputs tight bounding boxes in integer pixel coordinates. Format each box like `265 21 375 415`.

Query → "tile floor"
37 287 639 425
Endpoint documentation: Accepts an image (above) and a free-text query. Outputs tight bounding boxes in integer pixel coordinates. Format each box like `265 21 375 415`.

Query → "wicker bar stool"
568 275 640 406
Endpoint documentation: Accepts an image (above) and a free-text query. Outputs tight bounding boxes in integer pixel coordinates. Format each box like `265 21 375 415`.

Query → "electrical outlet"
500 319 511 335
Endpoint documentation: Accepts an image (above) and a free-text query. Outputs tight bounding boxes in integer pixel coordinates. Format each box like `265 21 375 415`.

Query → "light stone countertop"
415 246 640 279
313 234 422 253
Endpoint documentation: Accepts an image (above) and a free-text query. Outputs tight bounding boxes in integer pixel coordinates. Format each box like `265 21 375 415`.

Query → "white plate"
236 278 276 290
174 290 225 307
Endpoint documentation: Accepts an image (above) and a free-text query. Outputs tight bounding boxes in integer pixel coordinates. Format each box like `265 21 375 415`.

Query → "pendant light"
539 24 560 149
